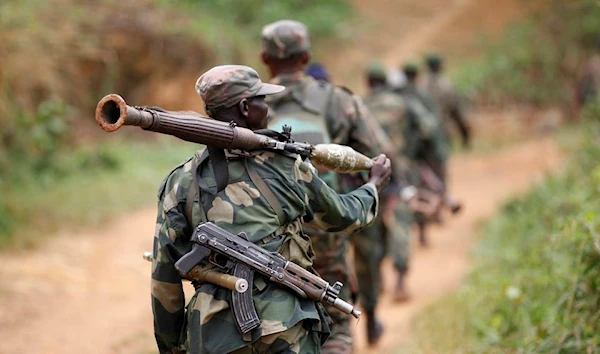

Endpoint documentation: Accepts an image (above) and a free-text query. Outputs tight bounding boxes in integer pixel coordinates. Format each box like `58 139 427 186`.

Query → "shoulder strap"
185 151 208 229
244 158 285 225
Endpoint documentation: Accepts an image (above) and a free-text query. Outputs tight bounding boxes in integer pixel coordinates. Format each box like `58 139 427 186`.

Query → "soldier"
351 62 418 341
397 63 448 247
151 64 392 354
260 20 382 352
423 54 471 149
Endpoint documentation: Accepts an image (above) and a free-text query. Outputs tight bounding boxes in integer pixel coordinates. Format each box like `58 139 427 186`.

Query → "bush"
411 119 600 353
452 0 600 108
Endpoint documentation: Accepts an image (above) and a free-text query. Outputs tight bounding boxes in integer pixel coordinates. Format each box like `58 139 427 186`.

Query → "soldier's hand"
368 154 392 192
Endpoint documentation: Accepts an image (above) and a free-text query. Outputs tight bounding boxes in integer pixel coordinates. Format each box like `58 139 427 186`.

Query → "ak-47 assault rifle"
174 222 360 334
95 94 373 173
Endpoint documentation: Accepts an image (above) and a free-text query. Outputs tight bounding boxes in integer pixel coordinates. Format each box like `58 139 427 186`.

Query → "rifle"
174 222 361 334
95 94 373 173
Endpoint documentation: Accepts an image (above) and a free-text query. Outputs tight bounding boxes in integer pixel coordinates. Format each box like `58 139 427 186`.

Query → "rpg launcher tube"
142 252 248 293
96 94 266 151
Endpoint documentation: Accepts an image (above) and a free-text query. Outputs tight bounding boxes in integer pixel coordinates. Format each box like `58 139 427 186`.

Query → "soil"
0 0 562 353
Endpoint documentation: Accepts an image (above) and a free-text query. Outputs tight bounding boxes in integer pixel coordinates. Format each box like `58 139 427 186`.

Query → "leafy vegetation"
410 117 600 353
452 0 600 108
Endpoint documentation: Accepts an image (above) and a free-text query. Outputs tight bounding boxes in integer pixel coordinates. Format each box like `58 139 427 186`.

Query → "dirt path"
0 134 563 354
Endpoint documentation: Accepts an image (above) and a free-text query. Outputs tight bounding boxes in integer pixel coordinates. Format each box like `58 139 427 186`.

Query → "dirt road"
0 134 563 354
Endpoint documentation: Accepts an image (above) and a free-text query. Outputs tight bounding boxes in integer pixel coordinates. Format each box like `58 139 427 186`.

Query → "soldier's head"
260 20 311 77
366 62 388 89
195 65 285 130
425 53 443 73
402 63 419 83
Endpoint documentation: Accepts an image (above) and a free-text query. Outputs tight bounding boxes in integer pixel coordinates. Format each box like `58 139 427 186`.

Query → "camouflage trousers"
351 206 411 311
310 229 355 354
230 320 321 354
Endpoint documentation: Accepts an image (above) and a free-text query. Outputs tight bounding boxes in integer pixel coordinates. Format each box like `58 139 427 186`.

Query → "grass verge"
1 138 199 248
409 117 600 353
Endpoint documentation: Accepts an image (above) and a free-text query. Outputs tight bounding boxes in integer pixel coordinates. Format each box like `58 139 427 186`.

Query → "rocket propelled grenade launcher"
95 94 374 173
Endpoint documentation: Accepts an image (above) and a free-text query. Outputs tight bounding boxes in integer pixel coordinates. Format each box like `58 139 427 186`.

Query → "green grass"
409 118 600 353
0 137 199 248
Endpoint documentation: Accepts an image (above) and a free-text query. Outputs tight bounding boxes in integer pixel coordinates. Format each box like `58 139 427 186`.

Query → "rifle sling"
185 150 260 336
244 158 286 225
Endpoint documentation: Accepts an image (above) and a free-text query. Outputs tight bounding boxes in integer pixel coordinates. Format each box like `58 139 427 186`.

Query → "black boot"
366 310 384 346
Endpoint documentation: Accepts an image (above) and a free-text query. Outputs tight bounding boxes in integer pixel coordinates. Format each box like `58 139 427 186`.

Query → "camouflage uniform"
423 54 471 149
397 64 448 184
354 64 414 316
151 65 381 354
261 20 379 354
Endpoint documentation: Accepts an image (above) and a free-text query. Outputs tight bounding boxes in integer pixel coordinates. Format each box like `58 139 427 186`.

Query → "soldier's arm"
152 173 192 353
293 157 379 233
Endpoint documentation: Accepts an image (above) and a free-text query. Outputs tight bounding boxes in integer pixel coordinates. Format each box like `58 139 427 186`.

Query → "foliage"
410 119 600 353
452 0 600 107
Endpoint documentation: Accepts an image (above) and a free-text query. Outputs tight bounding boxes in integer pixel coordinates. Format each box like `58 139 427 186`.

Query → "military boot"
393 271 411 302
366 310 384 346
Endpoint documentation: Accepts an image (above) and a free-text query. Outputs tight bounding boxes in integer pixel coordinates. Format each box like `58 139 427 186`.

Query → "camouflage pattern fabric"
351 86 415 312
397 83 448 167
266 71 380 354
151 150 379 354
261 20 310 59
195 65 284 115
421 73 470 148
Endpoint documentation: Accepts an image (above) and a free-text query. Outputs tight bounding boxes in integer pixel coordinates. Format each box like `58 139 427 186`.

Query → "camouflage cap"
261 20 310 59
366 62 387 80
195 65 285 114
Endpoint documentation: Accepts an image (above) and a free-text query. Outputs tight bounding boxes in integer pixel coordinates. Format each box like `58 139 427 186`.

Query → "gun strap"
185 151 209 229
244 158 286 225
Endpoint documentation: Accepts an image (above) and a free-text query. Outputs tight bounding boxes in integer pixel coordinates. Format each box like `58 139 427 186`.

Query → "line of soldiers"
151 19 469 354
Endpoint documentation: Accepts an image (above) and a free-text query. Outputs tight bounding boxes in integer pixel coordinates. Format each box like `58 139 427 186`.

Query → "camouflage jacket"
422 73 463 123
151 149 379 354
396 84 446 161
267 71 379 158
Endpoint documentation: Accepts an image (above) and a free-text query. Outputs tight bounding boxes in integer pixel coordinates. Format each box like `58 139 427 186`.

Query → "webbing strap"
185 151 208 230
244 158 286 225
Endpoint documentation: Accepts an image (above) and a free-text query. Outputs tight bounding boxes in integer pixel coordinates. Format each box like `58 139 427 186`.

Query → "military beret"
195 65 285 114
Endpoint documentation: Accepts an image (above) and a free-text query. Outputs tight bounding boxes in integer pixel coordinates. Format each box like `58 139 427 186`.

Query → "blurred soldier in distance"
260 19 382 353
354 62 417 317
422 54 471 149
398 62 451 247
